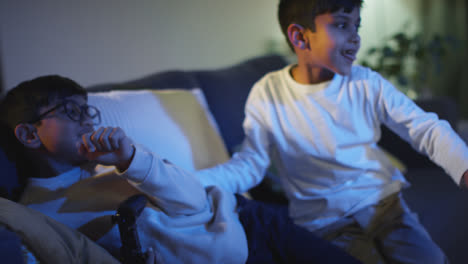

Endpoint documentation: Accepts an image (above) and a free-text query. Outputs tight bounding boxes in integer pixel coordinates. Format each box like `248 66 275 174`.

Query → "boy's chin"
336 65 353 76
322 64 352 77
74 154 96 166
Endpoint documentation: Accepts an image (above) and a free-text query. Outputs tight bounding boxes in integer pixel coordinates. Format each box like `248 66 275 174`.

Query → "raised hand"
78 127 135 171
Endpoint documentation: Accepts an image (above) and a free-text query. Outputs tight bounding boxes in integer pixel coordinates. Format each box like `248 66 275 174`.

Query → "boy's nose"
350 33 360 45
80 114 94 126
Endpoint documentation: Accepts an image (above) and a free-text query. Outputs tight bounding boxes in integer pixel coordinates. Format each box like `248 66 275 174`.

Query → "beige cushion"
88 89 229 172
0 198 119 264
381 148 407 174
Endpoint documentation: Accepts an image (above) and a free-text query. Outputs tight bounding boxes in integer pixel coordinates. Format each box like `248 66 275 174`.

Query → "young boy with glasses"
0 75 361 263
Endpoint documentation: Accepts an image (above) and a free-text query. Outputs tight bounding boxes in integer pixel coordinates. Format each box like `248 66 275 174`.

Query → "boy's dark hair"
0 75 87 131
278 0 363 51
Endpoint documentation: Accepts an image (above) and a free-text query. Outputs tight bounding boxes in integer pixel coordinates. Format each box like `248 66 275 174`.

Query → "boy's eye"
336 23 346 29
335 22 360 32
66 104 81 117
86 107 98 117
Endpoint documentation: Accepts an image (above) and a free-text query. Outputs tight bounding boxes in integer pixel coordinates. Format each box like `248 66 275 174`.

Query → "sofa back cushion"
194 55 288 153
88 55 289 154
88 89 229 172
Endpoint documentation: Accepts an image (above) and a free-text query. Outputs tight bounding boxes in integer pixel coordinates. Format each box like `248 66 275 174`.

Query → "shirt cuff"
118 144 154 183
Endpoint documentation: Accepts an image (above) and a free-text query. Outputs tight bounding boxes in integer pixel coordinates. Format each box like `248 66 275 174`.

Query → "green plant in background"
360 29 457 99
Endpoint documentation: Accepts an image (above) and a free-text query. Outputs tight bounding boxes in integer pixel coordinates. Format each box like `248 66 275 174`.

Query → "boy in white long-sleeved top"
1 75 362 264
196 0 468 263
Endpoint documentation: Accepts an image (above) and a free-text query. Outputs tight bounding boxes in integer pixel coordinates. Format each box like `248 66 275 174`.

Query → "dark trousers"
235 194 362 264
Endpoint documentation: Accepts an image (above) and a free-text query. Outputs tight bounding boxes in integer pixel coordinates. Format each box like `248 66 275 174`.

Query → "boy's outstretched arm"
462 170 468 188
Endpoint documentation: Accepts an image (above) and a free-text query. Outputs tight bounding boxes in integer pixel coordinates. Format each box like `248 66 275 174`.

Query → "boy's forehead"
45 94 87 108
319 7 361 22
67 94 87 103
294 6 361 28
330 6 360 17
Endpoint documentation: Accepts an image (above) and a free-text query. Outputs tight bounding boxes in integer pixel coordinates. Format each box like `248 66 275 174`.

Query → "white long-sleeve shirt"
20 145 248 264
197 64 468 231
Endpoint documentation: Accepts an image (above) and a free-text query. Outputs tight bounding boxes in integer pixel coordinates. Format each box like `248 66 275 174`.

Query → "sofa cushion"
0 147 17 198
88 89 229 172
194 55 288 153
0 227 23 263
87 70 199 92
87 55 289 154
402 168 468 264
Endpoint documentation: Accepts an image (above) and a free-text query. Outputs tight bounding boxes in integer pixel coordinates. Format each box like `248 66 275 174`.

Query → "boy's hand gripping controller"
113 194 149 264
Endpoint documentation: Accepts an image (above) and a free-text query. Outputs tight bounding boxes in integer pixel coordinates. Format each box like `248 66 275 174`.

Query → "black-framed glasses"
29 99 101 125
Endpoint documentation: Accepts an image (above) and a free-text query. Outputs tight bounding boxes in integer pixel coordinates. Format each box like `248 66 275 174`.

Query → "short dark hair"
0 75 87 130
278 0 363 51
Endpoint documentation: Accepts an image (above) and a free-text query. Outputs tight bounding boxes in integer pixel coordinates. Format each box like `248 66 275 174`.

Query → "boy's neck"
32 155 84 178
291 64 335 84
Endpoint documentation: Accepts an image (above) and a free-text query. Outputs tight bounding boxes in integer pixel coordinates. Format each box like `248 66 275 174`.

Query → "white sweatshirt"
197 64 468 231
20 145 248 264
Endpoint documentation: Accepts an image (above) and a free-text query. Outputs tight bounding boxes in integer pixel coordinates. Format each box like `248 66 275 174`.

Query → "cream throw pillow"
88 89 229 172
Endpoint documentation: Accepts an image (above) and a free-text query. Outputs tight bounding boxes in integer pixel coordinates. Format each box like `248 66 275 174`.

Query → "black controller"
113 194 149 264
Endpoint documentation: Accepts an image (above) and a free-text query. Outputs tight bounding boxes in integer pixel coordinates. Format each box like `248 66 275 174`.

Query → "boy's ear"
14 123 42 149
287 23 308 50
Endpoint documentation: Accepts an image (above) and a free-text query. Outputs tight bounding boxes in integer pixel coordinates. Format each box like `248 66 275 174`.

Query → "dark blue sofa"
1 54 467 263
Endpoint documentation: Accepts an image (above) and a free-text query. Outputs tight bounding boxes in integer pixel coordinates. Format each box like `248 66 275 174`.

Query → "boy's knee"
379 221 448 263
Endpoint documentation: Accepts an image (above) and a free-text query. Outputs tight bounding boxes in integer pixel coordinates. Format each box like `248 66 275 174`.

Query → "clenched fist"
78 127 135 171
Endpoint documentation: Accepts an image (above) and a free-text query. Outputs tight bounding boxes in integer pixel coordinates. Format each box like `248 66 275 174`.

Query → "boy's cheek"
76 141 87 156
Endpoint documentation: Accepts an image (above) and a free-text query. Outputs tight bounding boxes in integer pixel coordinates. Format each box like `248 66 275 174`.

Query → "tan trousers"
315 193 449 264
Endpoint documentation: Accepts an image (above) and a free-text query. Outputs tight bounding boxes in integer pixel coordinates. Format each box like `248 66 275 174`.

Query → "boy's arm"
375 77 468 186
462 170 468 188
120 145 208 215
195 85 272 194
79 127 207 215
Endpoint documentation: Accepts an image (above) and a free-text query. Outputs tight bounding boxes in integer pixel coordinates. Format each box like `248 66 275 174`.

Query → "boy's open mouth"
343 49 357 62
